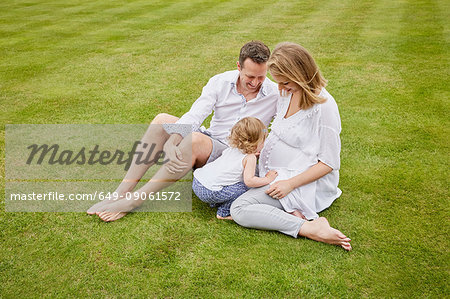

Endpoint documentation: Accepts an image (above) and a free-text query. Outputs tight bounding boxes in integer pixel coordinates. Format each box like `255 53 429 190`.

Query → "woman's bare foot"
298 217 352 251
216 214 233 220
290 210 307 220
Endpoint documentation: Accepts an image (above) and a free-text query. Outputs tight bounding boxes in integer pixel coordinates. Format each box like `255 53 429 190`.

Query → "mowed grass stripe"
2 0 302 125
396 0 448 120
0 0 220 84
264 0 376 54
382 1 449 296
334 0 408 251
127 0 376 124
0 0 241 122
0 0 210 117
332 0 448 296
0 0 134 39
335 0 408 223
0 0 198 43
0 0 325 124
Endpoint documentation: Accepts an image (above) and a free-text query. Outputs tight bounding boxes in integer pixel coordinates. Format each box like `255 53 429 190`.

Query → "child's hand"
265 170 278 182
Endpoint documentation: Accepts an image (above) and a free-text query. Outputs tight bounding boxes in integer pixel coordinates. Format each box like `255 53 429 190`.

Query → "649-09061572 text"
8 191 182 201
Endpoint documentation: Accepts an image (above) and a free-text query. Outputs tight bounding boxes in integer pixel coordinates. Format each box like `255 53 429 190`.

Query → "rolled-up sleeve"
318 125 341 170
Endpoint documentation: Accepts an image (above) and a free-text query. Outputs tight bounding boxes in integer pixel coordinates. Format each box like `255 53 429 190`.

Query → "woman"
230 42 352 251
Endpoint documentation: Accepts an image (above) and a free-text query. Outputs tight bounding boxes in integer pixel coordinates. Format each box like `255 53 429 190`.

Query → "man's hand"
163 136 188 174
266 179 294 199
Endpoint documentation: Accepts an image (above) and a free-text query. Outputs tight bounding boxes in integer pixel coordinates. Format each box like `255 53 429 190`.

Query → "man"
87 41 279 221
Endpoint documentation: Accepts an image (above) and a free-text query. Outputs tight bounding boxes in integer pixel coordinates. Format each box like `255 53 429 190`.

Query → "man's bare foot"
86 198 117 215
95 198 137 222
97 212 128 222
86 192 125 215
298 217 352 251
216 214 233 220
290 210 307 220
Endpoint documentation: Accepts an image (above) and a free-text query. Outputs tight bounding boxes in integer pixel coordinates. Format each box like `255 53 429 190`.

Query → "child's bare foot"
216 214 233 220
290 210 307 220
299 217 352 251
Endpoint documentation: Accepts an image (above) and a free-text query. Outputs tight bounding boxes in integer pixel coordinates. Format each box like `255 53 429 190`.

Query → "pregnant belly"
264 141 317 179
269 142 299 168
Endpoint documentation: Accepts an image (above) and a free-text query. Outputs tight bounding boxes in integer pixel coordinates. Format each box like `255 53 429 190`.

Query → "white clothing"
259 88 342 219
175 70 279 144
194 147 246 191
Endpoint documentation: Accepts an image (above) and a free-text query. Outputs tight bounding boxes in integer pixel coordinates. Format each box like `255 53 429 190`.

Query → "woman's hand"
265 179 294 199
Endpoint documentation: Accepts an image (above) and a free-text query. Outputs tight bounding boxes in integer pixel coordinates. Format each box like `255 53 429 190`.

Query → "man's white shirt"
174 70 279 144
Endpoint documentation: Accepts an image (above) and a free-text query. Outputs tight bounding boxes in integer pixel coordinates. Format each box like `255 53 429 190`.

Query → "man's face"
237 58 267 94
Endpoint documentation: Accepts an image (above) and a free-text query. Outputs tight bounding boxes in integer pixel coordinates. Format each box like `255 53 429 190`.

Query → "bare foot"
298 217 352 251
290 210 307 220
97 212 128 222
87 191 128 215
216 214 233 220
86 197 119 215
95 198 137 222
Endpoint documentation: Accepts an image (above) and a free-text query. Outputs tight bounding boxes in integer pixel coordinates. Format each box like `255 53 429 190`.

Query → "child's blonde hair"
228 117 267 154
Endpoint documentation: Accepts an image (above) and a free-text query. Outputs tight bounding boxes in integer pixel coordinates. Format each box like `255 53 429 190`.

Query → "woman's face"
271 73 300 95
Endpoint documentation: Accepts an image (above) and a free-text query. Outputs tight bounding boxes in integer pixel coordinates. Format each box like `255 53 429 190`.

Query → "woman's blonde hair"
228 117 267 154
268 42 328 110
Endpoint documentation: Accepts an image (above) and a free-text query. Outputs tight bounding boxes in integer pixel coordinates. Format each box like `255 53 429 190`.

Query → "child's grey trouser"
230 186 306 238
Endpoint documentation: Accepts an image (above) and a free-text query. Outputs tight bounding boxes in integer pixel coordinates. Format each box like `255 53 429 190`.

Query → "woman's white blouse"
259 88 342 219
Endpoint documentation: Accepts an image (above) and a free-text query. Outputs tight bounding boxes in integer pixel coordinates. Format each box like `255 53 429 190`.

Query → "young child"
193 117 278 220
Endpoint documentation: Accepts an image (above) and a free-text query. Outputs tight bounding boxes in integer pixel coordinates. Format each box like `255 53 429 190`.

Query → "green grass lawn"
1 0 449 297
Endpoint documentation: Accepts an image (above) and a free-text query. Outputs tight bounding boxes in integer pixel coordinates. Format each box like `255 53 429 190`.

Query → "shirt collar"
260 83 267 96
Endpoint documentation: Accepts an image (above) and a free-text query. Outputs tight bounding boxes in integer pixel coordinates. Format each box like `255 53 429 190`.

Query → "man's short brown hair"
239 41 271 68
